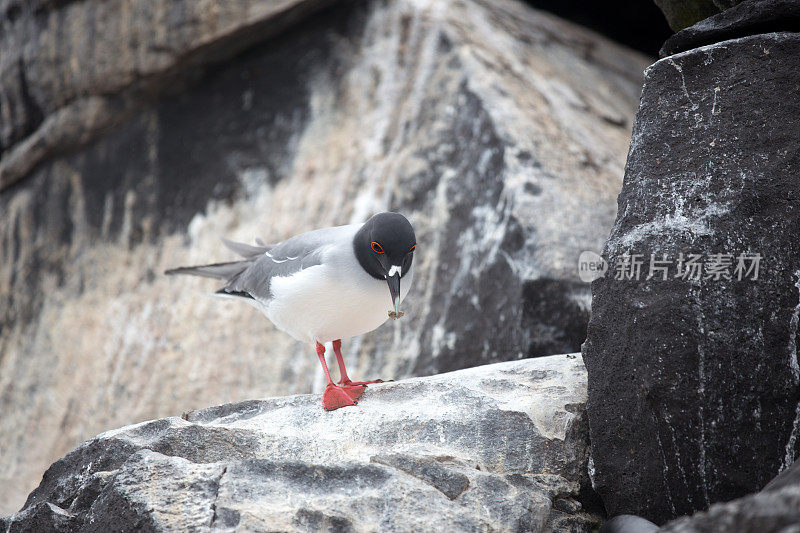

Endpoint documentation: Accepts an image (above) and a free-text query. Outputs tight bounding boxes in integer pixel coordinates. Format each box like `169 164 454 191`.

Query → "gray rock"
656 460 800 531
659 484 800 532
0 0 650 514
1 502 78 533
0 0 336 189
660 0 800 57
652 0 744 32
763 456 800 493
601 515 659 533
2 355 601 532
583 32 800 523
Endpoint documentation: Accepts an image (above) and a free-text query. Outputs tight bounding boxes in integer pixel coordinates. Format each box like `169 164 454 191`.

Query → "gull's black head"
354 212 416 314
354 212 416 279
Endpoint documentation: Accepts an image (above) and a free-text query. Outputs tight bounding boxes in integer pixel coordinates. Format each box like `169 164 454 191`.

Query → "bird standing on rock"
166 212 416 411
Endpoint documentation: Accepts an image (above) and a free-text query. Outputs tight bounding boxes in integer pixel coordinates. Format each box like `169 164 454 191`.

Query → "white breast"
258 248 412 345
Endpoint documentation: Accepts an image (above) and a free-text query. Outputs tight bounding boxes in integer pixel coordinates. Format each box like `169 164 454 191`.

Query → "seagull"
166 212 416 411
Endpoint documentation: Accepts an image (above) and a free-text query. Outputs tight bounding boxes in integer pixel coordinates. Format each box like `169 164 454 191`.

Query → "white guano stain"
781 270 800 471
614 179 731 250
654 428 677 515
711 86 721 116
664 409 693 506
788 270 800 381
667 58 698 111
587 455 596 490
694 299 711 507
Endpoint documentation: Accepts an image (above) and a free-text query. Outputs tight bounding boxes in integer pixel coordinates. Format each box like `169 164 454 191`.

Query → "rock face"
0 355 600 532
0 0 649 514
583 31 800 523
660 0 800 57
0 0 336 189
659 461 800 532
652 0 745 31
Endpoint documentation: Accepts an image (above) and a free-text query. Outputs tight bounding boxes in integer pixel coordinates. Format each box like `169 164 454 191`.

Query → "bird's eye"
408 244 416 253
371 242 384 253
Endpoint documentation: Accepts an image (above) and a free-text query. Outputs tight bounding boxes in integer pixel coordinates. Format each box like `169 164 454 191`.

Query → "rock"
763 455 800 493
660 0 800 57
659 461 800 532
520 0 674 57
658 487 800 532
1 355 601 532
652 0 745 32
583 32 800 523
0 502 78 533
600 515 659 533
0 0 336 189
0 0 650 514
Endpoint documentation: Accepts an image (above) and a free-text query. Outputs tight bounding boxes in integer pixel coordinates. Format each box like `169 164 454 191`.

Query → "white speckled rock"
1 354 597 532
0 0 649 514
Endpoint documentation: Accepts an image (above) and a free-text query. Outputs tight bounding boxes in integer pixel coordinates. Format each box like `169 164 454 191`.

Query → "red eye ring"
371 241 384 253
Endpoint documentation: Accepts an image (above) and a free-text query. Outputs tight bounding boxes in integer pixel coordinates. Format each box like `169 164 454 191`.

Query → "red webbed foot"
322 383 366 411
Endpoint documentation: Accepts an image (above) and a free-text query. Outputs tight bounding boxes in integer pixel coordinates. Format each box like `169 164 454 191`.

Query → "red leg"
316 341 364 411
332 339 393 386
332 339 352 384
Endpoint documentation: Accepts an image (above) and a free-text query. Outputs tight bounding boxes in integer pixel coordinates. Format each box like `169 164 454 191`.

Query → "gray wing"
220 228 336 300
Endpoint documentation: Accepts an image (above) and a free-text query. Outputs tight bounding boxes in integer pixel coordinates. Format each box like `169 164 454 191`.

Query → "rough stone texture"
653 0 745 32
660 0 800 57
658 487 800 533
583 33 800 523
0 0 336 189
0 0 650 514
659 461 800 532
601 515 658 533
1 355 601 532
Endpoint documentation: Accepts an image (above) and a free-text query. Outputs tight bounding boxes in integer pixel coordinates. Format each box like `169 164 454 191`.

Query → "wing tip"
163 261 248 280
220 237 271 258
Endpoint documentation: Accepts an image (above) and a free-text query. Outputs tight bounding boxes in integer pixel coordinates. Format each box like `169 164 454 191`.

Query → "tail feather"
165 261 248 280
166 236 267 281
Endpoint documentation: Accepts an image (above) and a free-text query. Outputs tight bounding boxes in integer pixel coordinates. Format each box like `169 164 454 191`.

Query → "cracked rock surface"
1 354 598 532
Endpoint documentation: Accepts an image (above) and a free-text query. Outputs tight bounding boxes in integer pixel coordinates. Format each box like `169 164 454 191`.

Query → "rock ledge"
2 354 597 532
